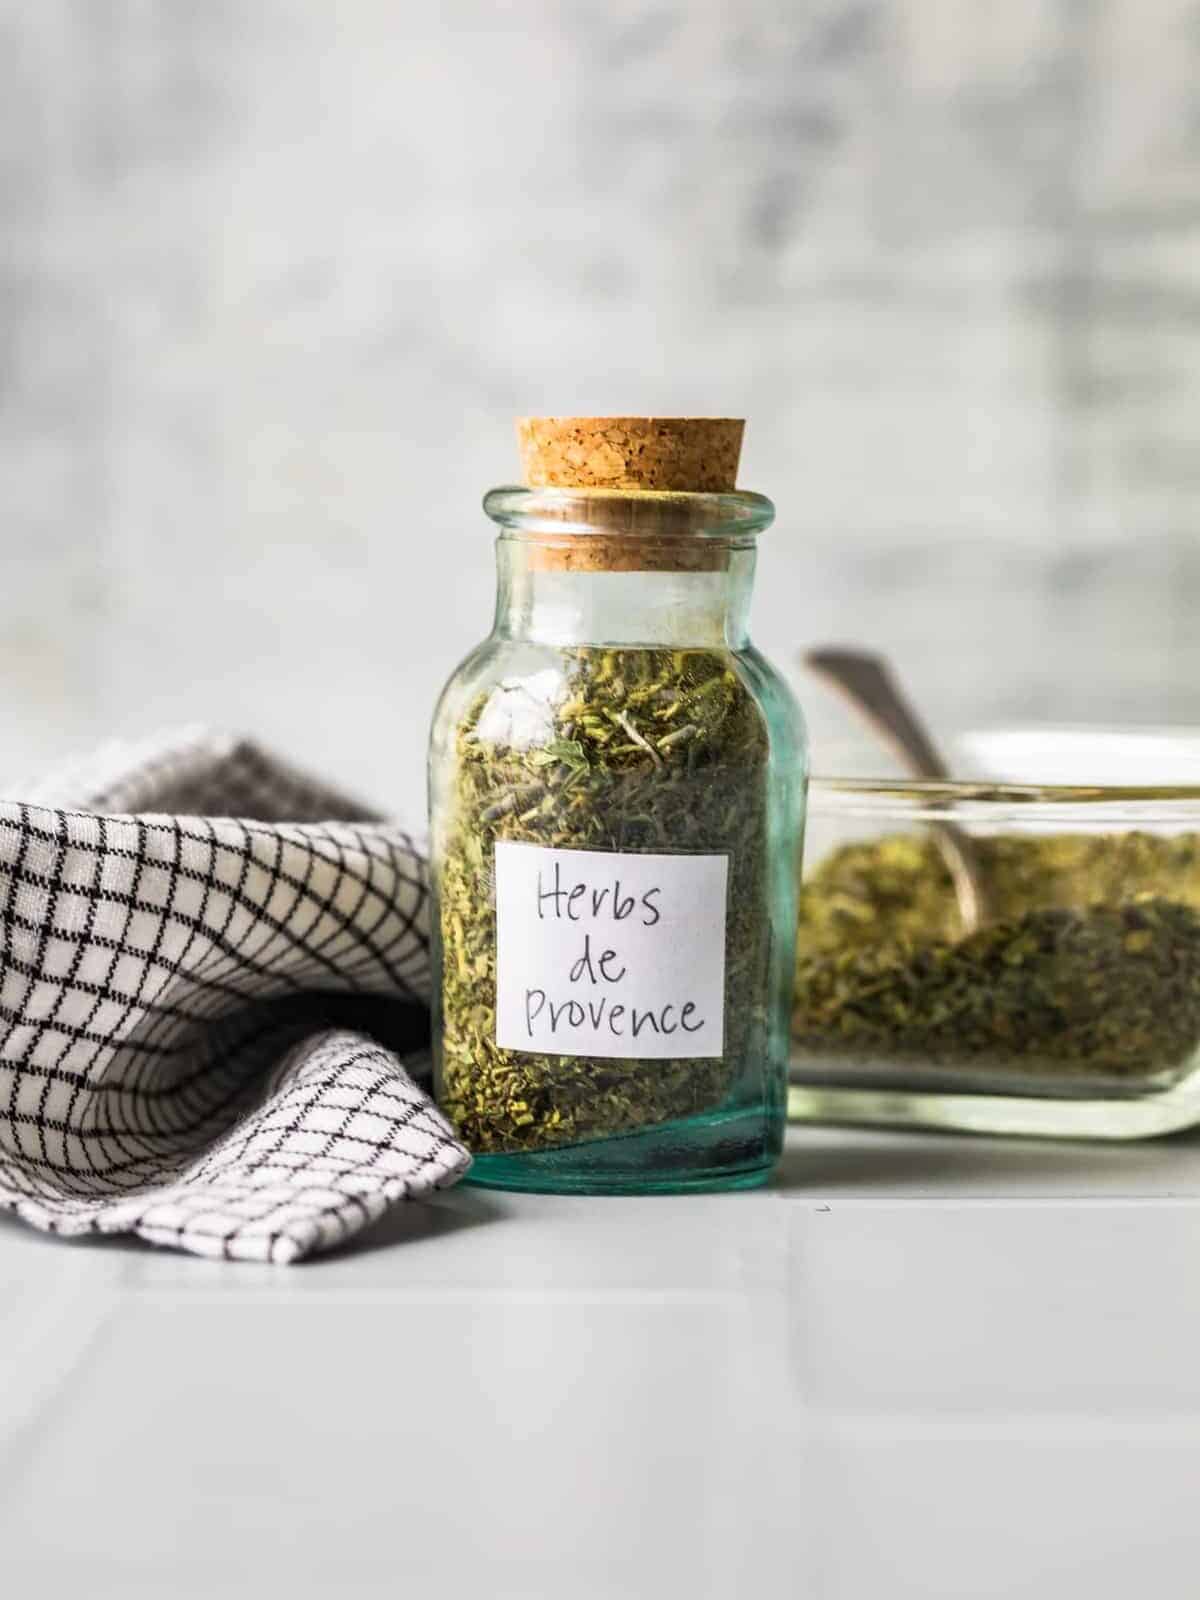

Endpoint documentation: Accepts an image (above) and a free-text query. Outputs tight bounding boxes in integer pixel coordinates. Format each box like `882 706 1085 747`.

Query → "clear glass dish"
789 776 1200 1139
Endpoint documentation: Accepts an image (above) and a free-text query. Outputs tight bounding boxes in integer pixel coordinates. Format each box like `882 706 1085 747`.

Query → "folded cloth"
0 730 470 1263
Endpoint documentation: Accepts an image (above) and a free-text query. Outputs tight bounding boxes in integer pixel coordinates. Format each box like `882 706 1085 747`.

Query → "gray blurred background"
3 0 1199 819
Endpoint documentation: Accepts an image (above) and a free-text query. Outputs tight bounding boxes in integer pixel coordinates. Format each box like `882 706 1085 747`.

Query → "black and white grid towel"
0 730 470 1263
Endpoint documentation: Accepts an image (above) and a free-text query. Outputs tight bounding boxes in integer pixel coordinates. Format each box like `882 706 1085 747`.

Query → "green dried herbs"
437 647 769 1151
792 832 1200 1081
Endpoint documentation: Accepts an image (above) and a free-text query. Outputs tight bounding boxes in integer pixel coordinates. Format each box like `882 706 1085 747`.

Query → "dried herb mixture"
436 647 770 1151
792 831 1200 1081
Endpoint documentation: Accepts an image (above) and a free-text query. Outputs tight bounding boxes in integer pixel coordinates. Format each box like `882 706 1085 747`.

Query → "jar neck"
483 486 773 650
493 540 756 648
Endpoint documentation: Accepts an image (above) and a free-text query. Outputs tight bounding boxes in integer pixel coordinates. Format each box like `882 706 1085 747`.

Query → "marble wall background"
3 1 1200 818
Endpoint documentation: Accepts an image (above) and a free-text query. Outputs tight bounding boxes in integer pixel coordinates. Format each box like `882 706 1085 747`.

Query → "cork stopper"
517 416 743 493
513 417 745 572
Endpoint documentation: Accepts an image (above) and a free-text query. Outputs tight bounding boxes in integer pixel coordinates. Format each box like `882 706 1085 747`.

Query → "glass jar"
789 777 1200 1138
429 485 807 1192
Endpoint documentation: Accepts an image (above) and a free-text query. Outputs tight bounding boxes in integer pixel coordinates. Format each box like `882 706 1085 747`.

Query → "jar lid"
516 417 743 493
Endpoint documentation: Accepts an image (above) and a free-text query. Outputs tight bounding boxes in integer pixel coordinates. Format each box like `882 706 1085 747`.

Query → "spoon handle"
804 647 991 933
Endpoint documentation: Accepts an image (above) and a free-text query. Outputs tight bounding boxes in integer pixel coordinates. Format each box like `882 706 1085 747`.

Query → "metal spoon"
804 647 991 933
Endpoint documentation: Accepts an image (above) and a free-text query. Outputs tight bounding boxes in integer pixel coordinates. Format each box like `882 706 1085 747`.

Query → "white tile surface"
3 1126 1200 1597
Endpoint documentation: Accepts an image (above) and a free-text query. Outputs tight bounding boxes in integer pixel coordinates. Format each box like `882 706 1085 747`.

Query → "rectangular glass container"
789 777 1200 1139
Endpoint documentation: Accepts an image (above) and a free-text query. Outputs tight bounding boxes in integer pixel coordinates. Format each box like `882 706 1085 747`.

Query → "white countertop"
3 1125 1200 1599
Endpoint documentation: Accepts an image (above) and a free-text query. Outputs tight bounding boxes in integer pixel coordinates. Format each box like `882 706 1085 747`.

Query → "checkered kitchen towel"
0 730 470 1263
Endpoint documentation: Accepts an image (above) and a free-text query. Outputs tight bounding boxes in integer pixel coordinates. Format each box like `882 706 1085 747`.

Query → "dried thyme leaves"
792 832 1200 1080
438 647 769 1152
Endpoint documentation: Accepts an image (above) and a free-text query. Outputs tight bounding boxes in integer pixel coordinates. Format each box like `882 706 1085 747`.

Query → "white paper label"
494 841 728 1060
